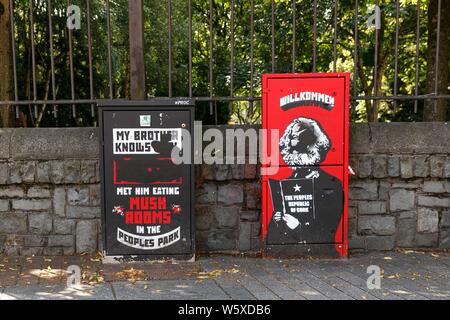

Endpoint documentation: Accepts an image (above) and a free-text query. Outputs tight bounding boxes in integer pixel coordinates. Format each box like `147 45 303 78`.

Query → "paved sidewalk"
0 250 449 300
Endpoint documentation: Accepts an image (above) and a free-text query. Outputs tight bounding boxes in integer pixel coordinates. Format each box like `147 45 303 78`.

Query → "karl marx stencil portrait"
267 117 343 245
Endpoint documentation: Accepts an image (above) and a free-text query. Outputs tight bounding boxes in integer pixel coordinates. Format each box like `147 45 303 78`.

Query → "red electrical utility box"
261 73 349 258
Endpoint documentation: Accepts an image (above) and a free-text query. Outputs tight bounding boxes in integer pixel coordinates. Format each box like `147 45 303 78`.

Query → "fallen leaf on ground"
196 268 240 279
115 268 147 284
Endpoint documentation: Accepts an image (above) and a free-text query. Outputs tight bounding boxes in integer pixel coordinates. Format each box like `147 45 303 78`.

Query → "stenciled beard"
279 117 330 167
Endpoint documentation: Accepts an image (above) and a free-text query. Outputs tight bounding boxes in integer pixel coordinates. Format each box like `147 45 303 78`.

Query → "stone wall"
347 123 450 251
0 123 449 256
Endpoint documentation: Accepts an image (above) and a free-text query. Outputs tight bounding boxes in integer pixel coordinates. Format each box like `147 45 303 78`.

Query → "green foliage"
8 0 448 126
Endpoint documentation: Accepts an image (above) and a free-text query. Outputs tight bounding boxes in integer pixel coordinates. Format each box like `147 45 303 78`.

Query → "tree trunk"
424 0 450 121
0 0 14 127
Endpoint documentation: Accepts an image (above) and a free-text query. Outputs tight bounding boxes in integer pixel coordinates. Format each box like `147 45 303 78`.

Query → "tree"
423 0 449 121
0 0 14 127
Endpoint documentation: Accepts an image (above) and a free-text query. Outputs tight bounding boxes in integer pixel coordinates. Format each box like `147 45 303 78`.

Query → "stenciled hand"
273 212 283 222
282 214 300 230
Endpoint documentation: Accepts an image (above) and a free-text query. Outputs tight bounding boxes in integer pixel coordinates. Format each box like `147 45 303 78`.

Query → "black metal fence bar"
312 0 317 72
292 0 296 72
230 0 235 99
168 0 173 98
1 0 450 125
393 0 400 110
433 0 442 113
249 0 255 120
414 0 421 113
86 0 95 117
188 0 193 98
9 0 18 118
333 0 338 73
106 0 113 99
67 0 76 117
271 0 275 73
48 0 57 118
352 0 358 114
29 0 37 118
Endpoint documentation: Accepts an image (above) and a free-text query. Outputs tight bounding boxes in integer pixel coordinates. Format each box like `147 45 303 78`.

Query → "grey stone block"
200 165 215 180
444 157 450 178
422 181 447 193
36 161 51 183
348 237 366 250
441 210 450 228
378 181 390 200
195 206 213 231
21 247 44 256
81 160 97 183
53 218 75 235
43 247 64 255
50 161 65 184
197 229 237 251
349 123 370 154
64 160 81 184
373 156 387 178
358 155 372 178
358 216 395 236
413 156 429 177
358 201 386 215
366 122 450 154
0 162 8 184
417 195 450 207
387 156 400 177
251 236 261 252
230 165 244 180
27 186 51 198
64 247 75 255
67 187 90 206
218 183 243 205
365 236 395 251
396 218 415 248
439 229 450 249
196 183 217 204
389 189 415 212
391 180 421 189
244 183 261 209
48 235 74 247
0 186 24 198
0 129 12 159
0 213 27 233
0 199 9 211
400 156 413 178
349 180 378 200
213 206 239 228
29 212 53 234
215 165 230 181
89 184 101 206
240 210 259 222
397 210 416 219
348 206 357 219
417 208 439 233
238 222 252 251
414 233 438 247
244 164 257 179
24 235 48 247
10 127 98 160
76 220 97 253
53 187 66 217
348 218 357 236
9 161 35 184
67 206 100 219
12 199 51 211
429 155 445 177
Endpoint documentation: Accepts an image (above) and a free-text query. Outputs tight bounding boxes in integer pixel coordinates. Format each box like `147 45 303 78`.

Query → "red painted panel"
261 73 349 258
